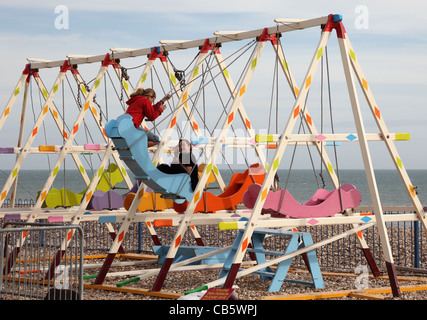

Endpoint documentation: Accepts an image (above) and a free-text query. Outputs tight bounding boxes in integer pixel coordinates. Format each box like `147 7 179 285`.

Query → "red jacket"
125 95 164 127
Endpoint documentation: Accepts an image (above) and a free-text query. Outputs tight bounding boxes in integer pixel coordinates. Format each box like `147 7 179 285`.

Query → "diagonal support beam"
94 43 217 285
32 69 92 185
344 32 426 233
334 18 402 297
274 30 380 276
214 48 268 171
0 61 72 208
221 19 335 291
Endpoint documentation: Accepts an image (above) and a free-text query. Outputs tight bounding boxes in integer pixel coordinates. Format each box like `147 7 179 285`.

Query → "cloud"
0 1 426 169
1 0 327 13
2 0 427 34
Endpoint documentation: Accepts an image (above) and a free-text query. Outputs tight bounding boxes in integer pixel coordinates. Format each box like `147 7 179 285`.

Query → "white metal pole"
221 25 333 289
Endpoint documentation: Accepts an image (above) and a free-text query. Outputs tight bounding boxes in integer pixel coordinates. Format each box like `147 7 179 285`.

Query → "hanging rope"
66 74 100 173
105 69 127 111
174 49 237 174
120 39 262 198
139 39 257 137
276 34 324 215
319 51 326 189
324 46 344 213
147 39 260 197
182 42 259 176
166 49 200 92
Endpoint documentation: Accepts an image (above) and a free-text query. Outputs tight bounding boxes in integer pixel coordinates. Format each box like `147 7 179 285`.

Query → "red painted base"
152 257 173 291
386 261 401 298
45 250 66 280
94 253 117 284
195 237 205 246
3 246 20 275
223 263 241 289
151 234 161 246
362 248 381 277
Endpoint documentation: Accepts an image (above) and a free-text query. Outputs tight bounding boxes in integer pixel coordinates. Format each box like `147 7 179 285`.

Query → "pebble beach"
81 224 427 301
82 262 427 301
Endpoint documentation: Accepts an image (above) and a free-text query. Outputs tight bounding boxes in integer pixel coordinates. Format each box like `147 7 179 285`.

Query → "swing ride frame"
0 14 425 298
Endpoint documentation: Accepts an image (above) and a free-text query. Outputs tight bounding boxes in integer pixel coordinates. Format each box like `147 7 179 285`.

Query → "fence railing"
1 199 35 208
1 222 84 300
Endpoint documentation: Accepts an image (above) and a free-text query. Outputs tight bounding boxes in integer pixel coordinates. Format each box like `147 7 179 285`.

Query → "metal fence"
1 222 83 300
1 199 35 208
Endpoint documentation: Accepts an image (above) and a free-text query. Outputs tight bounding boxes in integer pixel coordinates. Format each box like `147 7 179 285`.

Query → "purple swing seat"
243 183 361 218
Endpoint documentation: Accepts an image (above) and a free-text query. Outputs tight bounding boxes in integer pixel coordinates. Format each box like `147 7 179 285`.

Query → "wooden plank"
291 269 427 282
263 290 352 300
348 291 384 300
396 276 427 282
262 284 427 300
396 284 427 293
120 253 158 260
396 266 427 275
84 284 182 299
29 16 328 70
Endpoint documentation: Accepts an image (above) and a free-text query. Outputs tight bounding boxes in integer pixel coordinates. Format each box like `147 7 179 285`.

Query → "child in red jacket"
125 88 171 147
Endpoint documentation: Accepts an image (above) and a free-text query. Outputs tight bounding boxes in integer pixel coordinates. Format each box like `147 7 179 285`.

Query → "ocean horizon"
0 168 426 207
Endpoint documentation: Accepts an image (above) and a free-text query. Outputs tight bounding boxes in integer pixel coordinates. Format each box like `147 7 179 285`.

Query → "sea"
1 168 426 207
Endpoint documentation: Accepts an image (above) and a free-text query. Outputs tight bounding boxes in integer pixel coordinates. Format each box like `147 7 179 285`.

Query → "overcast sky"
0 1 426 171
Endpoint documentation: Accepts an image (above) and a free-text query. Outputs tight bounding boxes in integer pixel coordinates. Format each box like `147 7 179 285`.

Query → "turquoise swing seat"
105 114 194 203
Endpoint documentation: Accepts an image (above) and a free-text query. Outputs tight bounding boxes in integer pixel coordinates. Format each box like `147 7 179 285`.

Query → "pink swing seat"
243 183 361 218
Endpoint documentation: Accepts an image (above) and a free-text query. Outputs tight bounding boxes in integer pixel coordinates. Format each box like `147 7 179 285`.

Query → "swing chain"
121 65 130 81
119 65 130 102
77 80 90 109
89 94 103 126
272 173 280 192
175 69 186 91
318 172 326 189
165 50 191 92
